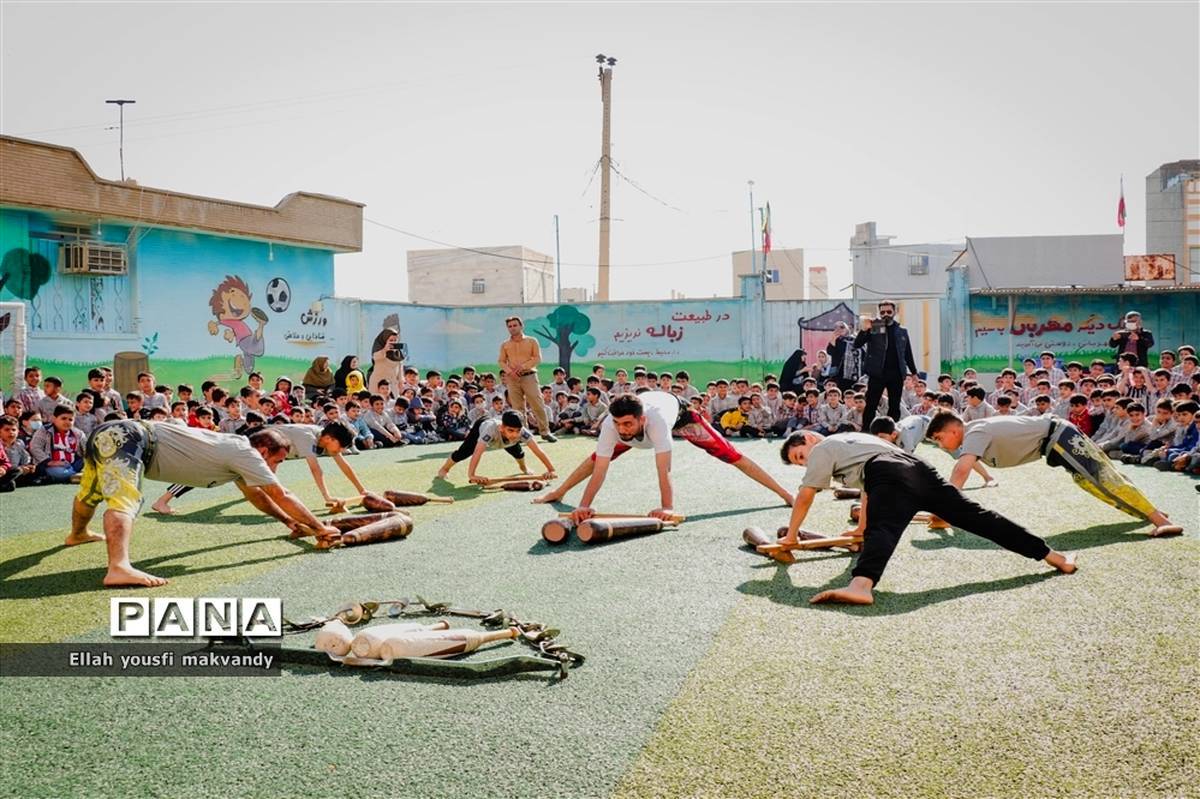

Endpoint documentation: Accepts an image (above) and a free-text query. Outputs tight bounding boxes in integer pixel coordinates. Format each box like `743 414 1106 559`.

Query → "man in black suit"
853 300 917 431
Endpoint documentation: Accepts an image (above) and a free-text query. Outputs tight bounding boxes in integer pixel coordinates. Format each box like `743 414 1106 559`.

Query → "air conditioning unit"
59 242 128 276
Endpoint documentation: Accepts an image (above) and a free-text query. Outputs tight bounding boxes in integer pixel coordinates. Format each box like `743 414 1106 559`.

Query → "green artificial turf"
0 437 1196 799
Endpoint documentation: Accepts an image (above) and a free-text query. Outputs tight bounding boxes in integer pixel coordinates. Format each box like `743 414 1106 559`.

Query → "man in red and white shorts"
535 391 795 522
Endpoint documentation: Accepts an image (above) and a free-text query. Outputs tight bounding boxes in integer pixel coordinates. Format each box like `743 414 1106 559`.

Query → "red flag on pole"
761 202 772 255
1117 176 1126 228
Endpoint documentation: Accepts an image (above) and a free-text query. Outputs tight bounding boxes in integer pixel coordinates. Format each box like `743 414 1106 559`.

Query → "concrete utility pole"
105 99 136 181
595 54 616 301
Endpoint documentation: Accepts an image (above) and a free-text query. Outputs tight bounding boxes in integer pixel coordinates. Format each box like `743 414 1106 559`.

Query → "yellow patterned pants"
1048 422 1157 520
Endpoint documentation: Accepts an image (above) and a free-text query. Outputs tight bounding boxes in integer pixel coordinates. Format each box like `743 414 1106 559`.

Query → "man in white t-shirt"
67 421 340 588
535 391 794 522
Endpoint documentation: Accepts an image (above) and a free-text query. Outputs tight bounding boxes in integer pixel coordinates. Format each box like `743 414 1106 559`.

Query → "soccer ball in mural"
265 277 291 313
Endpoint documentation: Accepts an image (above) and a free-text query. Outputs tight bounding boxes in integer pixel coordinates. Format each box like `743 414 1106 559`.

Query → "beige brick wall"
0 136 362 251
408 246 555 306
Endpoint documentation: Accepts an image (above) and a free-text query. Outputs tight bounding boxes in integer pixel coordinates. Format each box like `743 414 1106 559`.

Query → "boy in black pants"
779 431 1076 605
436 410 556 484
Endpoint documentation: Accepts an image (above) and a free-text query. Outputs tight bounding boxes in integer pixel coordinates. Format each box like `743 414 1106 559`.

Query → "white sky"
3 2 1197 301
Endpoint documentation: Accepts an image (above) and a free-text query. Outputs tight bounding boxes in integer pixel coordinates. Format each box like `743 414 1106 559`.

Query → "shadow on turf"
277 661 559 686
910 520 1149 553
145 498 275 527
736 563 1058 615
0 537 301 598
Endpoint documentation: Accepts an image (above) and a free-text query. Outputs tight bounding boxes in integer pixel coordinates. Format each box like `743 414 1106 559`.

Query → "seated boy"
719 396 752 437
73 392 99 437
0 414 37 487
1153 400 1198 472
435 410 555 483
29 405 86 484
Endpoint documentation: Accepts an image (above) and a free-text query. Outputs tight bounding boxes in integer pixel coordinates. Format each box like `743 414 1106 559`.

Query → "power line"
364 217 728 268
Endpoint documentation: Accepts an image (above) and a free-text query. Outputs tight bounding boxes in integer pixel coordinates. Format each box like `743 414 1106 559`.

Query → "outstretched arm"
574 455 612 517
526 439 556 476
305 455 333 503
949 453 977 489
650 451 674 517
332 452 367 495
781 486 818 544
467 440 488 483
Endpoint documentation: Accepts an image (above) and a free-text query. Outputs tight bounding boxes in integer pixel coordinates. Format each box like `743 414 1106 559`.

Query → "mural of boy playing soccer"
207 275 267 379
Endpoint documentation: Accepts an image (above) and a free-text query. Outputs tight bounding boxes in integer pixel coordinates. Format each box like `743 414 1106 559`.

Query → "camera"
387 342 408 362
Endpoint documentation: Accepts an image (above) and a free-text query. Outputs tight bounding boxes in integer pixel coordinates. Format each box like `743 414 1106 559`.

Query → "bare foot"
64 530 105 546
984 479 1000 488
149 500 177 515
532 492 563 505
1149 524 1183 537
810 585 874 605
1045 551 1077 574
103 565 168 587
927 515 952 530
435 470 449 480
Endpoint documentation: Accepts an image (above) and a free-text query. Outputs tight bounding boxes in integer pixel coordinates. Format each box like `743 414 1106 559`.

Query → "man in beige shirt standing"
499 316 557 443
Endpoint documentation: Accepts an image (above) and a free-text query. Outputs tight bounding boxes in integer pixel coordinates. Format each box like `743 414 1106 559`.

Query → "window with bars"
471 278 486 294
765 269 780 284
908 254 930 275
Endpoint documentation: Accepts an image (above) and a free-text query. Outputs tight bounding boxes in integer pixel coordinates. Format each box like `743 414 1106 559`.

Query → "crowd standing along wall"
944 289 1200 374
0 209 334 393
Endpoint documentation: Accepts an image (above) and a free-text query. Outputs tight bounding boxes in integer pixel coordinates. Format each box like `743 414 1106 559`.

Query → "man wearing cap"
1108 311 1154 367
925 411 1183 537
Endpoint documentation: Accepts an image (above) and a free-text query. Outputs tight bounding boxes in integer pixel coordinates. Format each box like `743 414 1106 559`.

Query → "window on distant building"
765 269 780 284
908 254 929 275
471 278 486 294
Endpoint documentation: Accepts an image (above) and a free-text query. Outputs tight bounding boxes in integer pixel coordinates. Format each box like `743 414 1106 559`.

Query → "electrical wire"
364 217 728 268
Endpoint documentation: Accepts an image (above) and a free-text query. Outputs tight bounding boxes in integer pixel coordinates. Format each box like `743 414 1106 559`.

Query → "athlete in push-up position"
535 391 795 523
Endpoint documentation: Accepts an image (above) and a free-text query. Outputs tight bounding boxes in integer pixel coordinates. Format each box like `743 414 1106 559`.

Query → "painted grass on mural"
0 357 792 396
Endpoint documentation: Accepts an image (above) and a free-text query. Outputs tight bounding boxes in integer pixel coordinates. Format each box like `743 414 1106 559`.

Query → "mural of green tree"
0 248 52 300
525 305 596 376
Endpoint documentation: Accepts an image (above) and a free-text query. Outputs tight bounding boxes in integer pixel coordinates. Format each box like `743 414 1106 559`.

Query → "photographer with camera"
853 300 917 431
1108 310 1154 367
368 327 406 396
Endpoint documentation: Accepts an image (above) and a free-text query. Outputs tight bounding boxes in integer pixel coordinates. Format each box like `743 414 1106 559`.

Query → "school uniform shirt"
579 401 608 426
747 406 774 429
141 392 170 412
959 416 1054 468
800 433 902 490
678 385 701 401
1095 418 1131 449
1145 418 1176 446
1117 420 1151 447
796 403 822 428
16 386 44 413
466 406 490 425
764 394 784 417
844 407 864 431
218 416 244 434
595 390 679 459
362 409 401 440
3 439 31 468
477 419 534 451
816 403 849 430
895 414 932 454
961 402 996 423
38 395 72 420
73 411 98 438
29 426 86 465
708 395 738 418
